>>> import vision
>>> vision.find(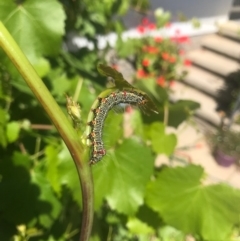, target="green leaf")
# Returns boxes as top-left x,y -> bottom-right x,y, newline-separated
12,151 -> 32,169
97,63 -> 133,89
33,57 -> 50,78
103,110 -> 123,147
45,145 -> 61,195
49,68 -> 75,97
92,138 -> 155,214
127,217 -> 154,235
57,143 -> 82,206
0,154 -> 35,224
97,64 -> 159,114
158,226 -> 185,241
149,122 -> 177,155
146,165 -> 240,241
166,100 -> 200,127
6,121 -> 21,143
135,79 -> 168,105
131,110 -> 145,139
31,170 -> 62,228
0,108 -> 7,147
0,153 -> 61,228
0,0 -> 66,60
